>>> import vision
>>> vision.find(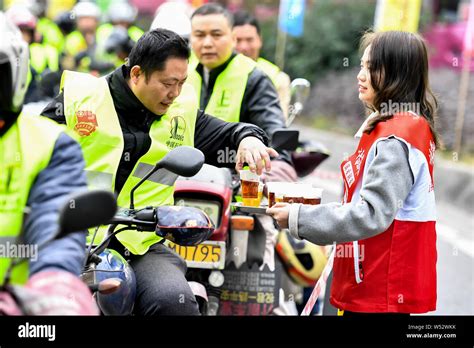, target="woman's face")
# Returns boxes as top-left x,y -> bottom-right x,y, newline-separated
357,45 -> 376,108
